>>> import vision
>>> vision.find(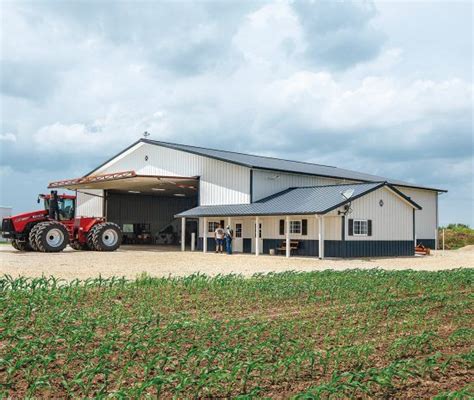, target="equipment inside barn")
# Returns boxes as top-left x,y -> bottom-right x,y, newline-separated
1,191 -> 122,252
